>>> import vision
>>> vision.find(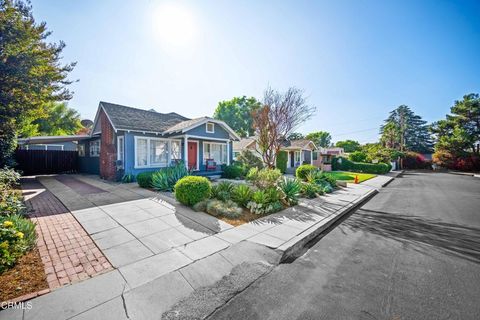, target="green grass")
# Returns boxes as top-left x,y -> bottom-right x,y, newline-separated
324,171 -> 376,183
